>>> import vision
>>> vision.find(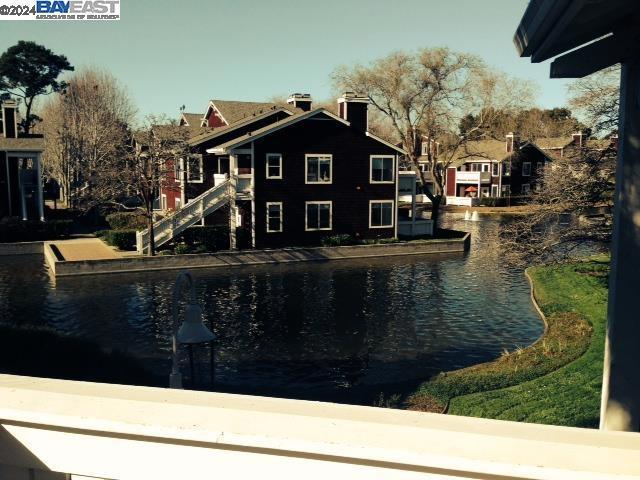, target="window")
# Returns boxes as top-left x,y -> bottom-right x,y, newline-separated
266,202 -> 283,232
421,142 -> 429,155
369,200 -> 394,228
482,164 -> 490,172
370,155 -> 395,183
175,198 -> 182,210
522,184 -> 531,195
502,161 -> 511,176
266,154 -> 282,179
501,185 -> 511,196
305,154 -> 332,183
536,162 -> 544,174
174,158 -> 183,182
491,185 -> 499,197
161,194 -> 167,211
522,162 -> 531,177
481,187 -> 490,197
305,201 -> 332,230
187,155 -> 203,183
492,163 -> 499,176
